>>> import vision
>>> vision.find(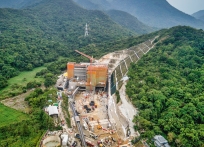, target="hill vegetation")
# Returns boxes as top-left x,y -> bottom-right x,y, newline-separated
126,26 -> 204,147
0,0 -> 134,92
